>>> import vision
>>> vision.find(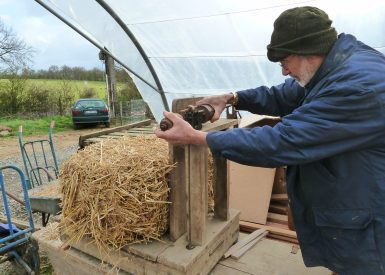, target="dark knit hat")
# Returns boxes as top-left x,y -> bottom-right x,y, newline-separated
267,6 -> 337,62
